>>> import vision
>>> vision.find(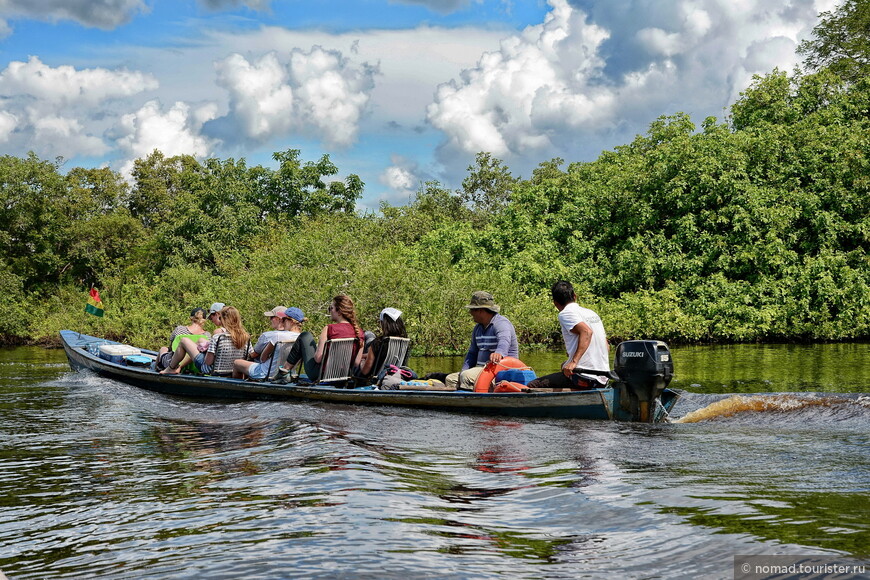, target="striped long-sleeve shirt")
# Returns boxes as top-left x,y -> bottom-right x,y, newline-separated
462,313 -> 519,370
